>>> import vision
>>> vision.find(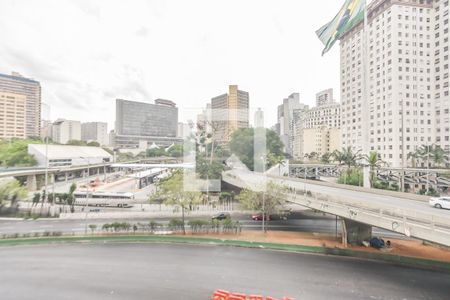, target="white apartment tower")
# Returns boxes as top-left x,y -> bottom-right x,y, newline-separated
292,89 -> 341,160
52,119 -> 81,144
435,0 -> 450,152
340,0 -> 449,168
81,122 -> 108,146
